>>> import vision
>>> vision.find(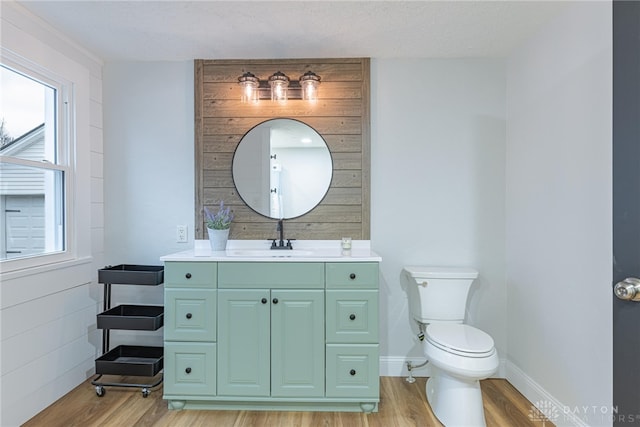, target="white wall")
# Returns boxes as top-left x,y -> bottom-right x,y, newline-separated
103,61 -> 194,267
0,2 -> 104,425
370,59 -> 507,375
505,2 -> 612,425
